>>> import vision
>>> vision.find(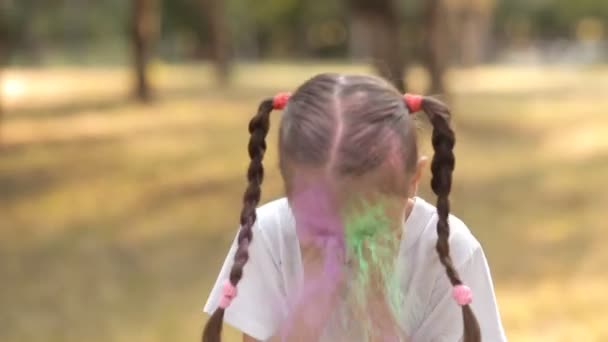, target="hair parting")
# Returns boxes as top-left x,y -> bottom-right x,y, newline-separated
202,98 -> 275,342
